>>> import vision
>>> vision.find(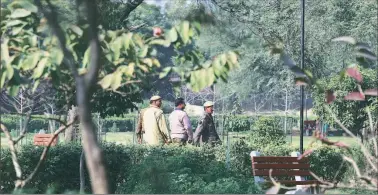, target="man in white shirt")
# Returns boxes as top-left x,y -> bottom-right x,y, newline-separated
169,98 -> 193,146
